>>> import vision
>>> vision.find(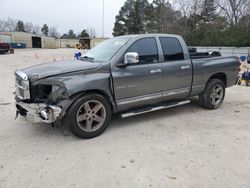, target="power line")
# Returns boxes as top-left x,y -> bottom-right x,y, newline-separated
102,0 -> 105,37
